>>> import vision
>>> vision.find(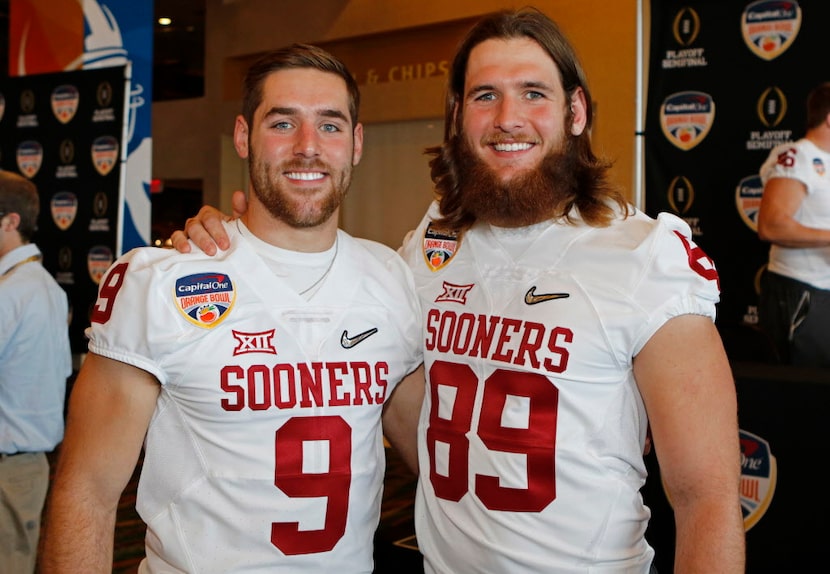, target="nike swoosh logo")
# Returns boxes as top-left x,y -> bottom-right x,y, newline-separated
341,328 -> 379,349
524,286 -> 570,305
